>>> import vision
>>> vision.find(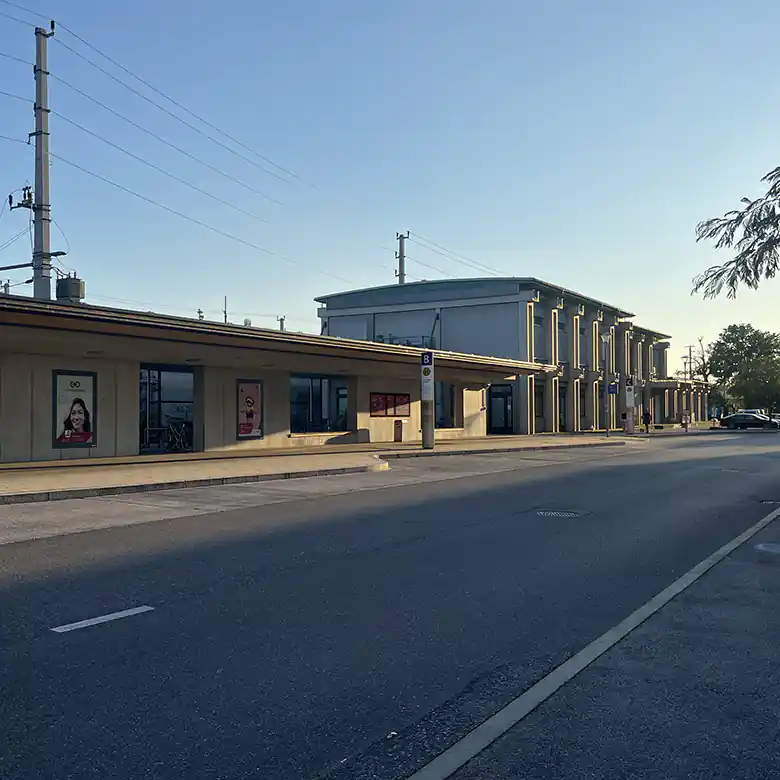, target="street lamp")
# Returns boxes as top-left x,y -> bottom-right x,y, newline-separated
601,332 -> 612,437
